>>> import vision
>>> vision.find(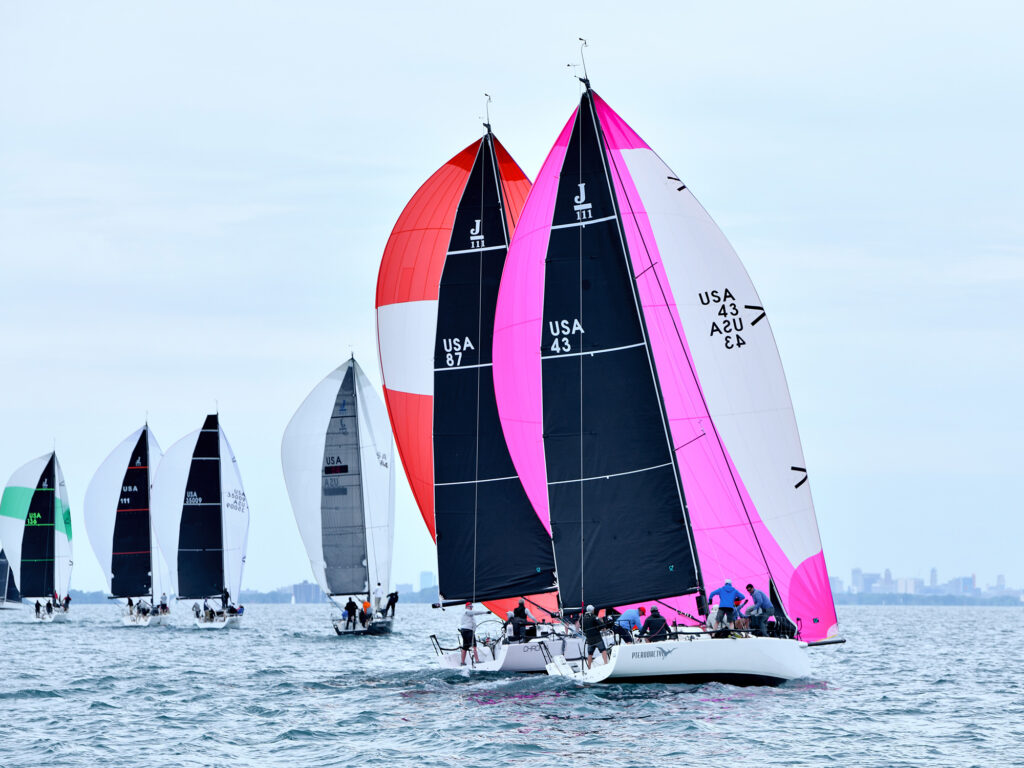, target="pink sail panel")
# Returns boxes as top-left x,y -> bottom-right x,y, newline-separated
491,108 -> 578,534
593,94 -> 836,638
